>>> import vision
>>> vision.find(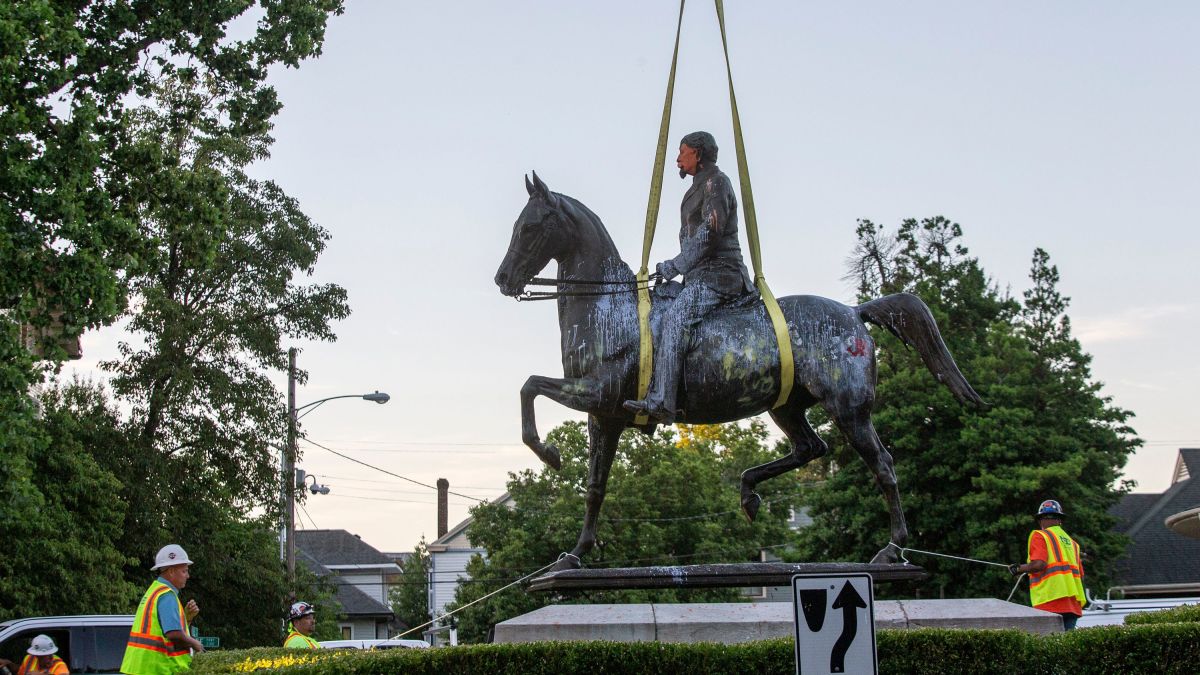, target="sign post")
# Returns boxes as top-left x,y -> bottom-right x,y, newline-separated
198,636 -> 220,649
792,572 -> 877,674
